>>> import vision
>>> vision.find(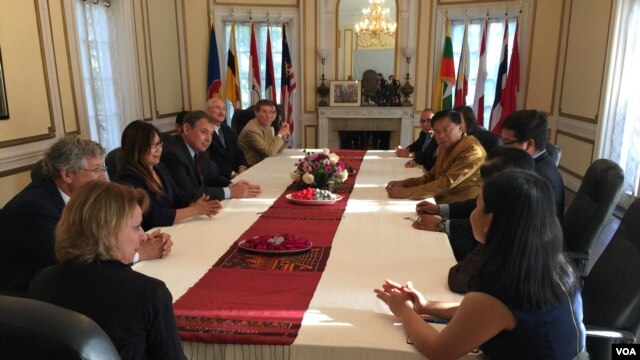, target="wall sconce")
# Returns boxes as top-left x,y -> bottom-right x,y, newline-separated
317,49 -> 329,107
401,47 -> 415,106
